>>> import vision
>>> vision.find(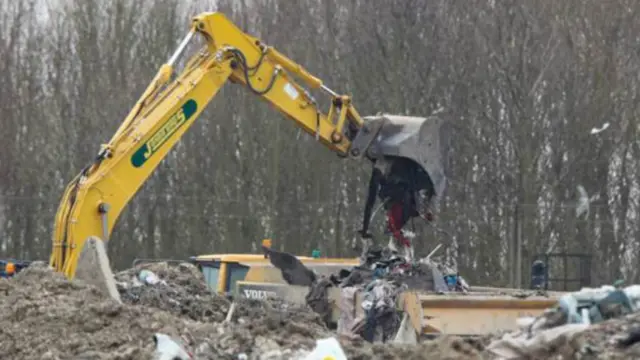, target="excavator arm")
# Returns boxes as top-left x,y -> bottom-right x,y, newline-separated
50,12 -> 447,279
